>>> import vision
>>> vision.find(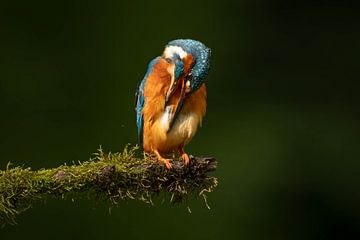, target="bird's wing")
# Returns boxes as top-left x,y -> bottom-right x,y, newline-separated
135,57 -> 161,145
135,78 -> 146,144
